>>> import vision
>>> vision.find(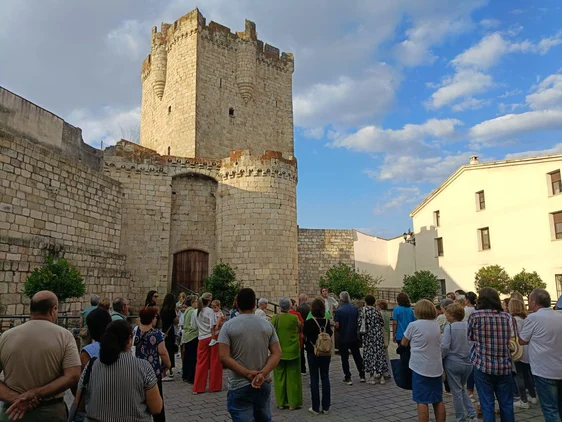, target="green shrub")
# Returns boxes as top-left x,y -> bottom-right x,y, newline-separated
402,270 -> 440,303
474,265 -> 511,294
318,262 -> 381,300
203,261 -> 241,308
24,256 -> 86,302
510,269 -> 546,298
